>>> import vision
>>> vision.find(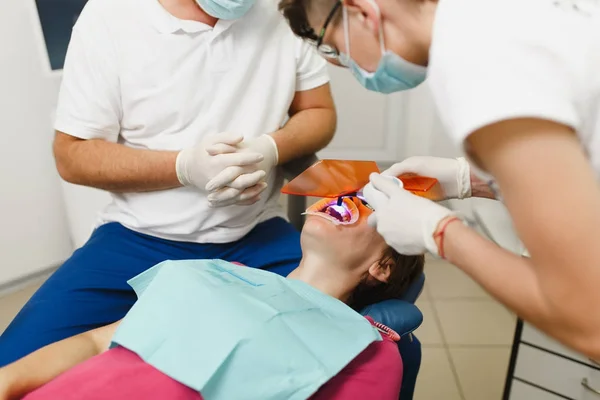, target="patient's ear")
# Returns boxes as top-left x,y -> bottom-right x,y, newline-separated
368,261 -> 392,284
